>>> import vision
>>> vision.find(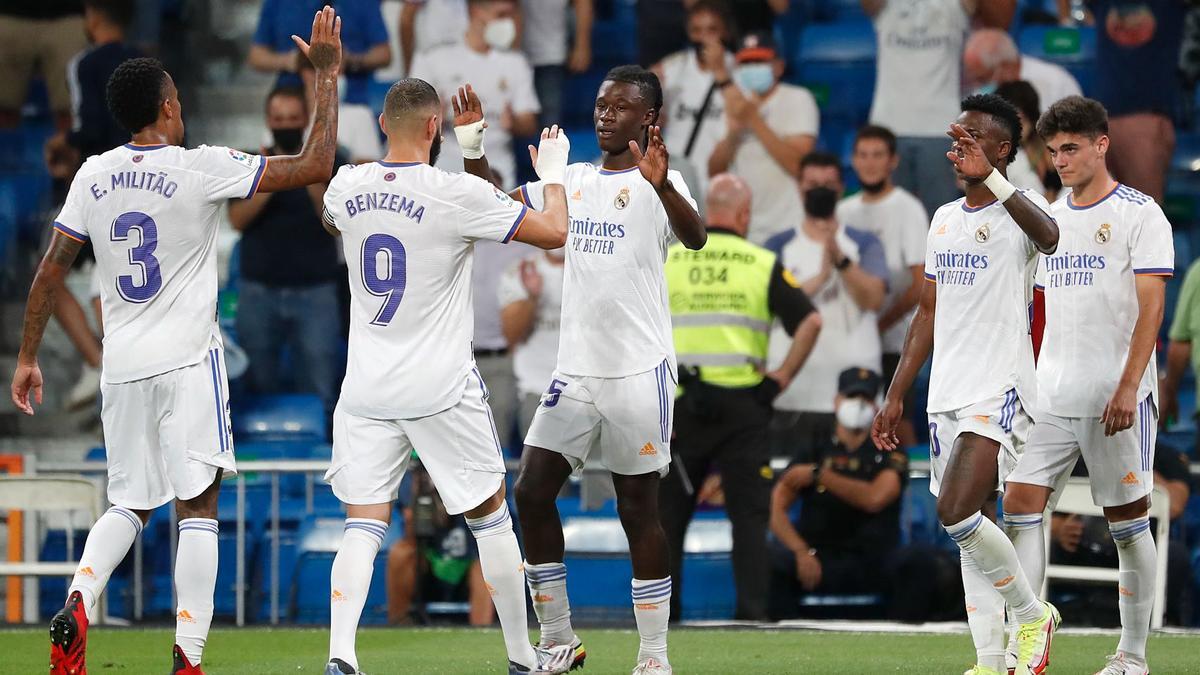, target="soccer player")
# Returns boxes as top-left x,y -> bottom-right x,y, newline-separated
456,66 -> 707,674
1004,96 -> 1173,675
9,8 -> 345,674
317,78 -> 575,675
871,94 -> 1061,675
